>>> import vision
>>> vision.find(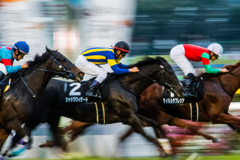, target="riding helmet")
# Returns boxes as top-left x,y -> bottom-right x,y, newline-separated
14,41 -> 30,55
207,43 -> 223,57
113,41 -> 129,53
